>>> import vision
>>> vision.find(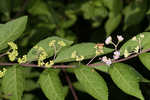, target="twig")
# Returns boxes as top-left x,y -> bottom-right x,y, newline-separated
0,62 -> 75,68
0,53 -> 7,58
86,55 -> 97,65
89,48 -> 150,67
62,69 -> 78,100
0,48 -> 150,69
